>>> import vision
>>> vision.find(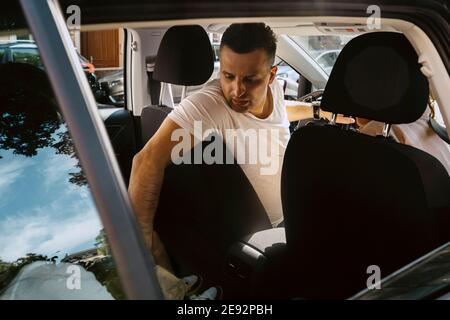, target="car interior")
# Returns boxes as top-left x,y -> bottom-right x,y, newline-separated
3,7 -> 449,299
88,17 -> 450,299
